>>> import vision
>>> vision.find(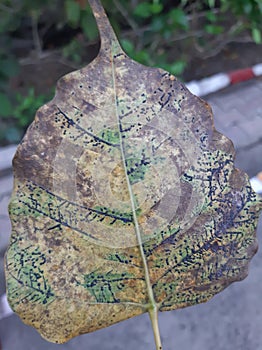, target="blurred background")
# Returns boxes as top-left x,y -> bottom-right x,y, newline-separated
0,0 -> 262,145
0,0 -> 262,350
